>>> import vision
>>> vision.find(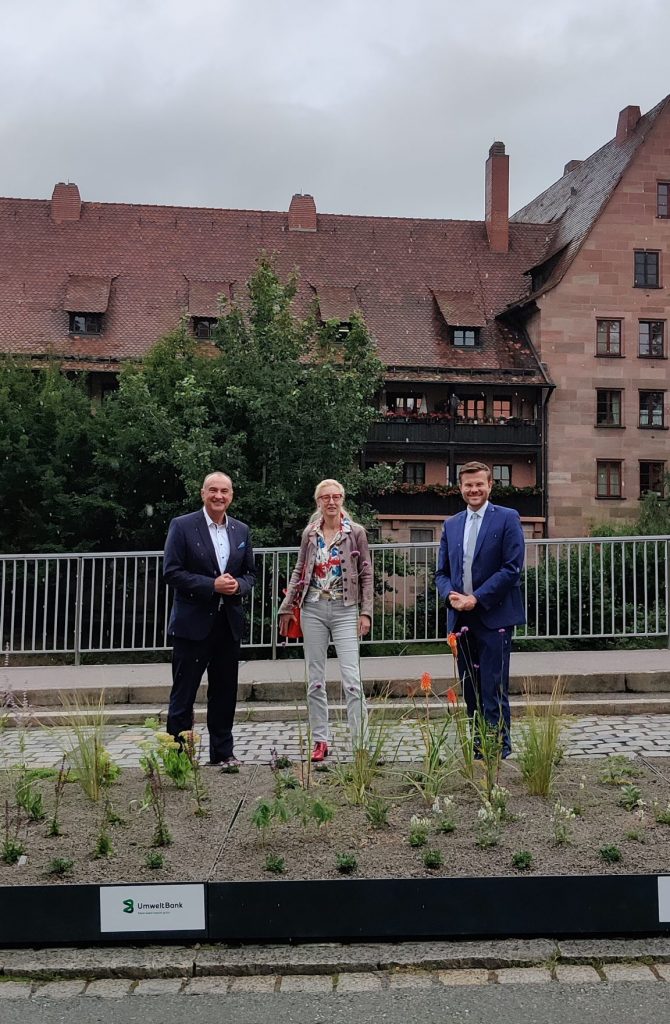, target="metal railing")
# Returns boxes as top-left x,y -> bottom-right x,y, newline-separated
1,536 -> 668,662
